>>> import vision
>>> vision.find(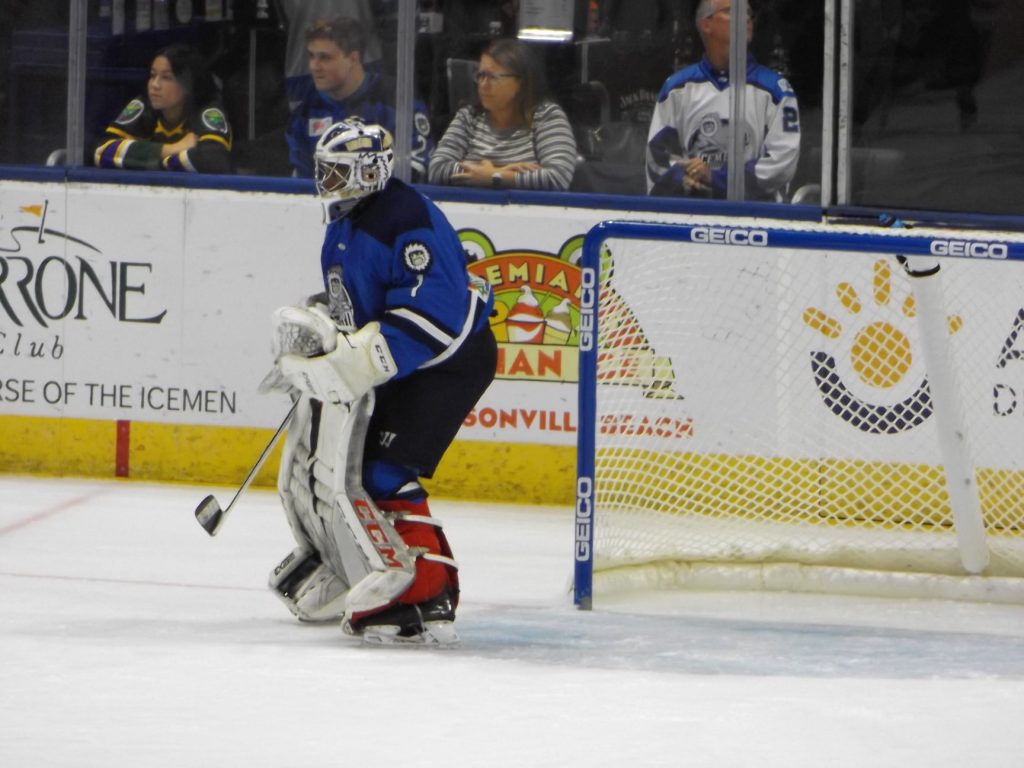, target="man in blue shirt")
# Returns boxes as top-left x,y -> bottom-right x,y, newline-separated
285,16 -> 433,180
